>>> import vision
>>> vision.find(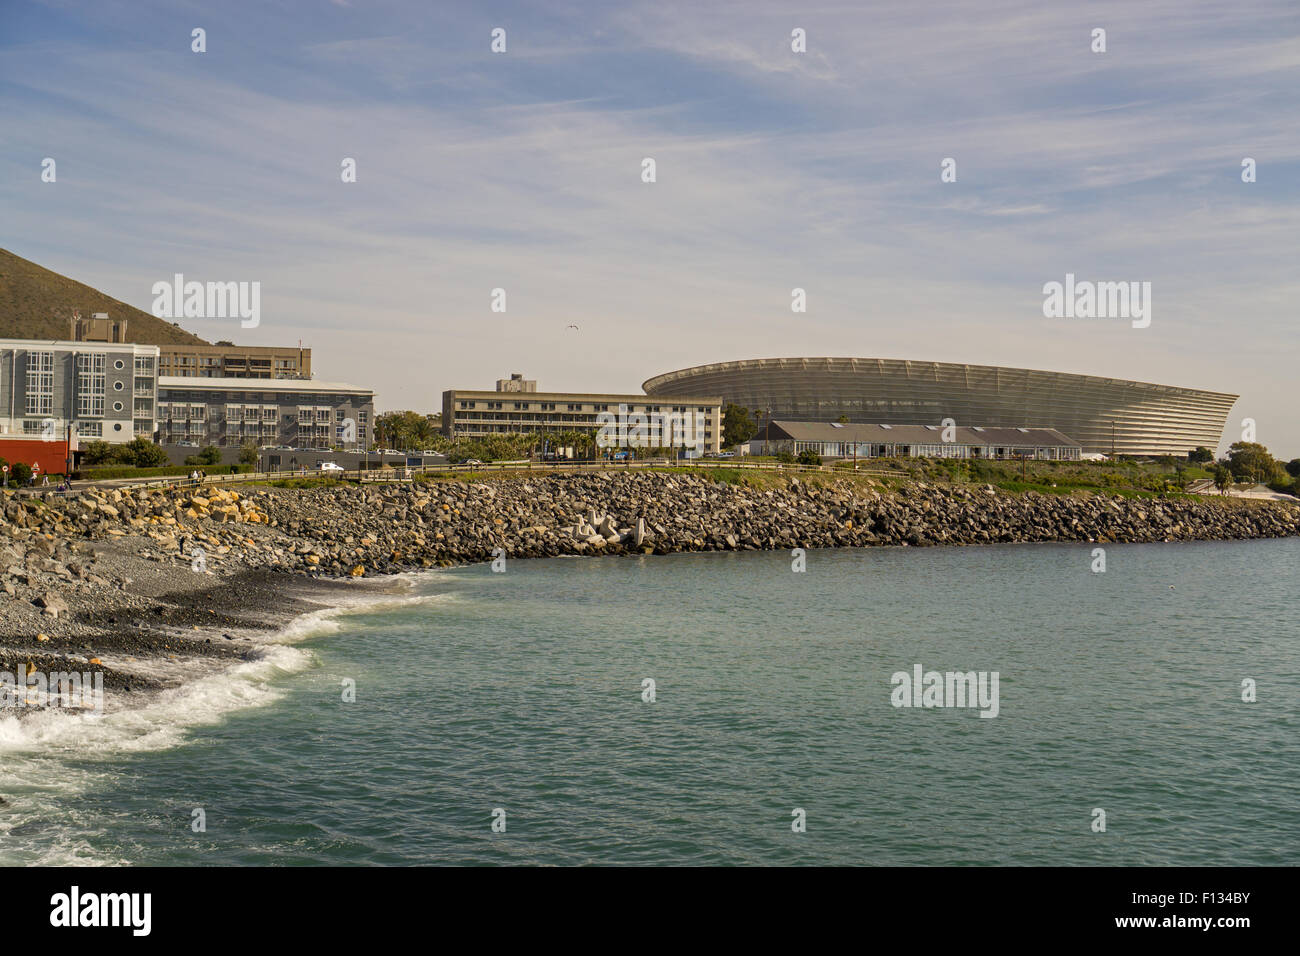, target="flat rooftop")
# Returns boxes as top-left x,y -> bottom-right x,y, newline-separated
159,376 -> 370,394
